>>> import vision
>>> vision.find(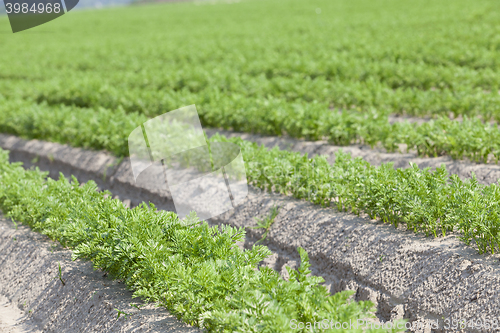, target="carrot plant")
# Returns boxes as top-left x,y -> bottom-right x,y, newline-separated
210,134 -> 500,254
251,205 -> 280,245
2,0 -> 500,163
1,108 -> 499,254
0,149 -> 396,333
2,99 -> 500,164
3,0 -> 500,122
